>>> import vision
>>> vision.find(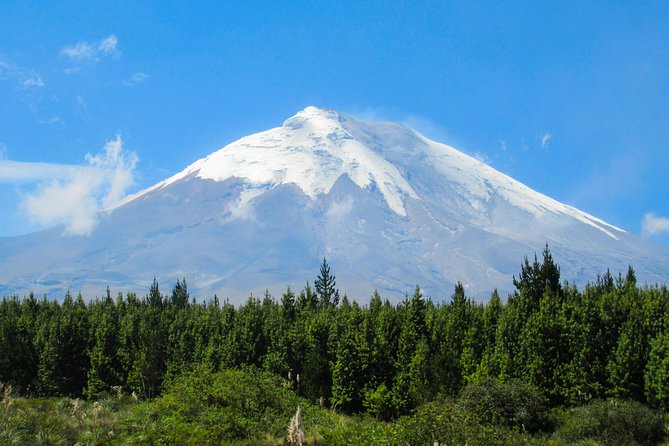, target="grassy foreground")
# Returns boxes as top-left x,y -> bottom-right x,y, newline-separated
1,367 -> 667,445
